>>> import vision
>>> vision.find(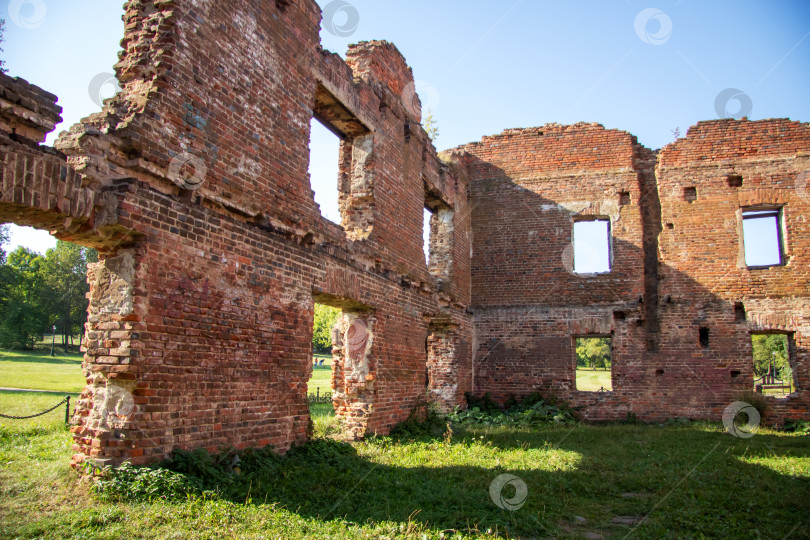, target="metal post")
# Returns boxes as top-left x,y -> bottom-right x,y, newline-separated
50,325 -> 56,357
65,395 -> 70,425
